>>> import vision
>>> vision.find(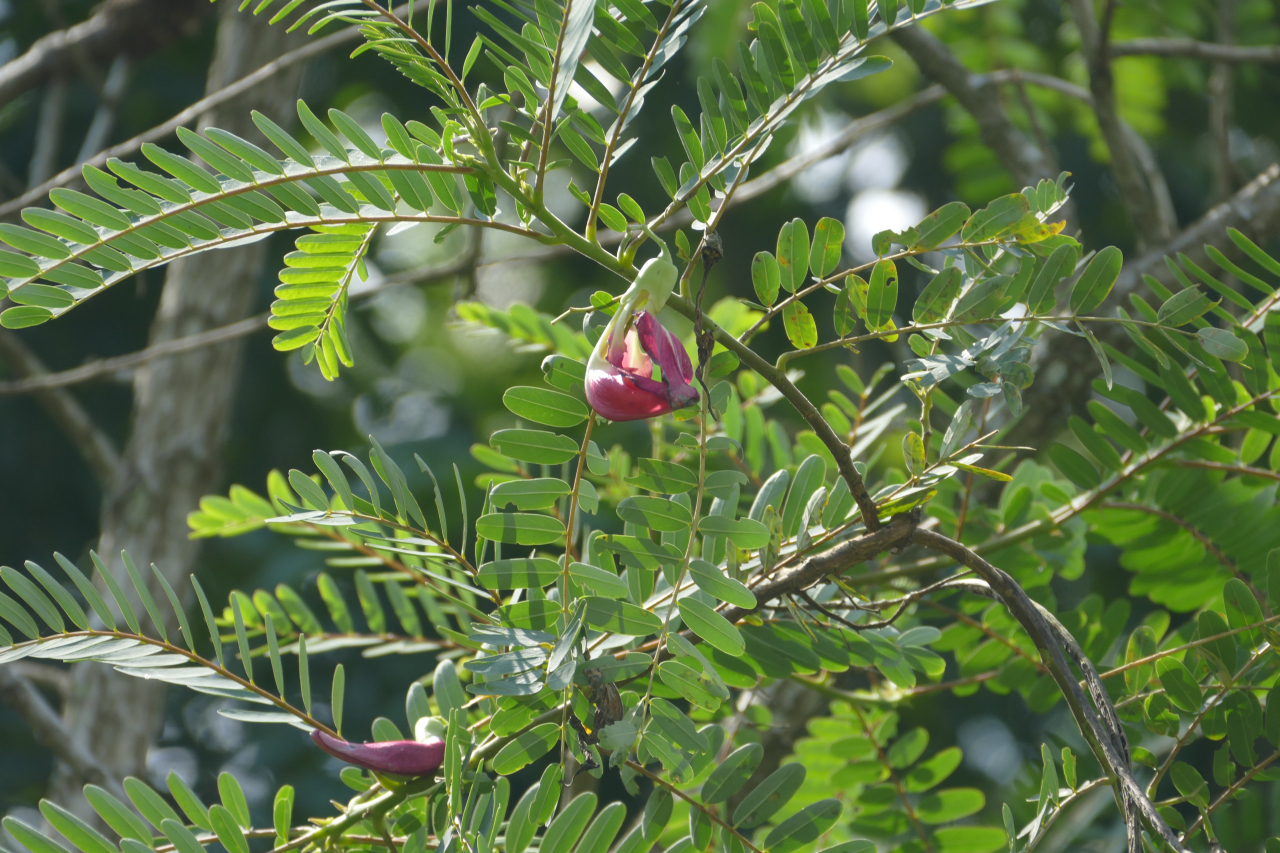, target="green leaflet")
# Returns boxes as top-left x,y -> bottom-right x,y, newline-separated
777,218 -> 809,293
503,386 -> 589,427
1070,246 -> 1123,314
733,763 -> 806,827
913,267 -> 962,324
764,800 -> 843,852
627,458 -> 698,493
492,723 -> 560,775
753,251 -> 781,307
678,599 -> 744,654
865,260 -> 898,329
783,301 -> 818,349
809,217 -> 844,278
476,512 -> 565,545
488,473 -> 570,507
618,496 -> 693,531
583,597 -> 662,636
477,557 -> 562,589
703,743 -> 764,803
